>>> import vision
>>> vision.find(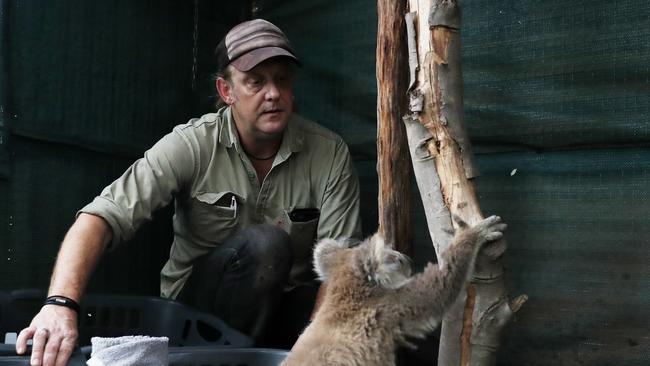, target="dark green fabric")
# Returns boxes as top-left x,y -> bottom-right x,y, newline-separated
0,135 -> 173,294
0,113 -> 7,179
1,0 -> 650,364
463,0 -> 650,151
0,125 -> 7,178
0,0 -> 8,178
475,148 -> 650,366
8,0 -> 196,155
